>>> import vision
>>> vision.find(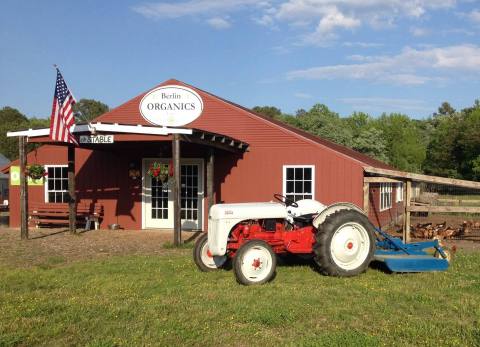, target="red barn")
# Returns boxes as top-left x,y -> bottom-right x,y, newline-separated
3,79 -> 404,230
